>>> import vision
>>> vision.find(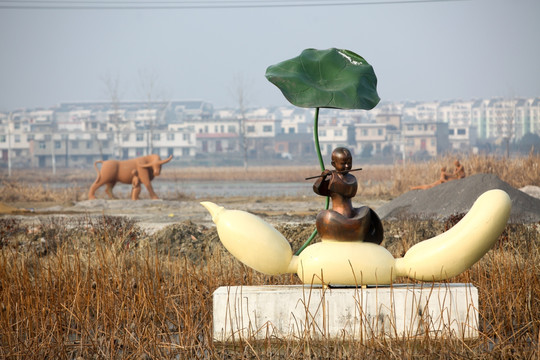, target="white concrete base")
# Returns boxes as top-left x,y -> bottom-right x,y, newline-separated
213,284 -> 479,341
